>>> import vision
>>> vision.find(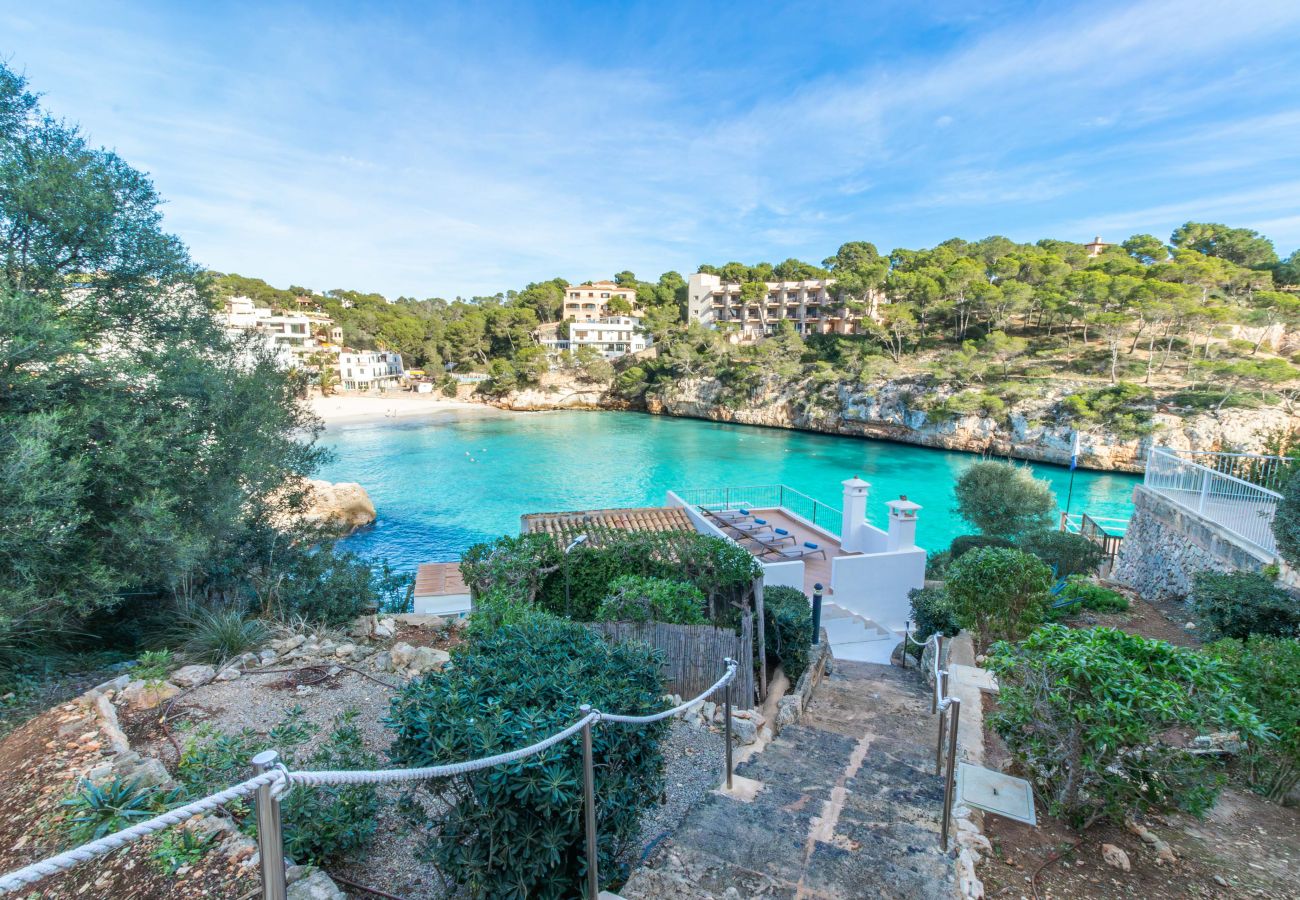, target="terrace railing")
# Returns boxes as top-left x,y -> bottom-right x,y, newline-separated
1144,446 -> 1282,556
672,484 -> 841,532
1163,448 -> 1293,493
